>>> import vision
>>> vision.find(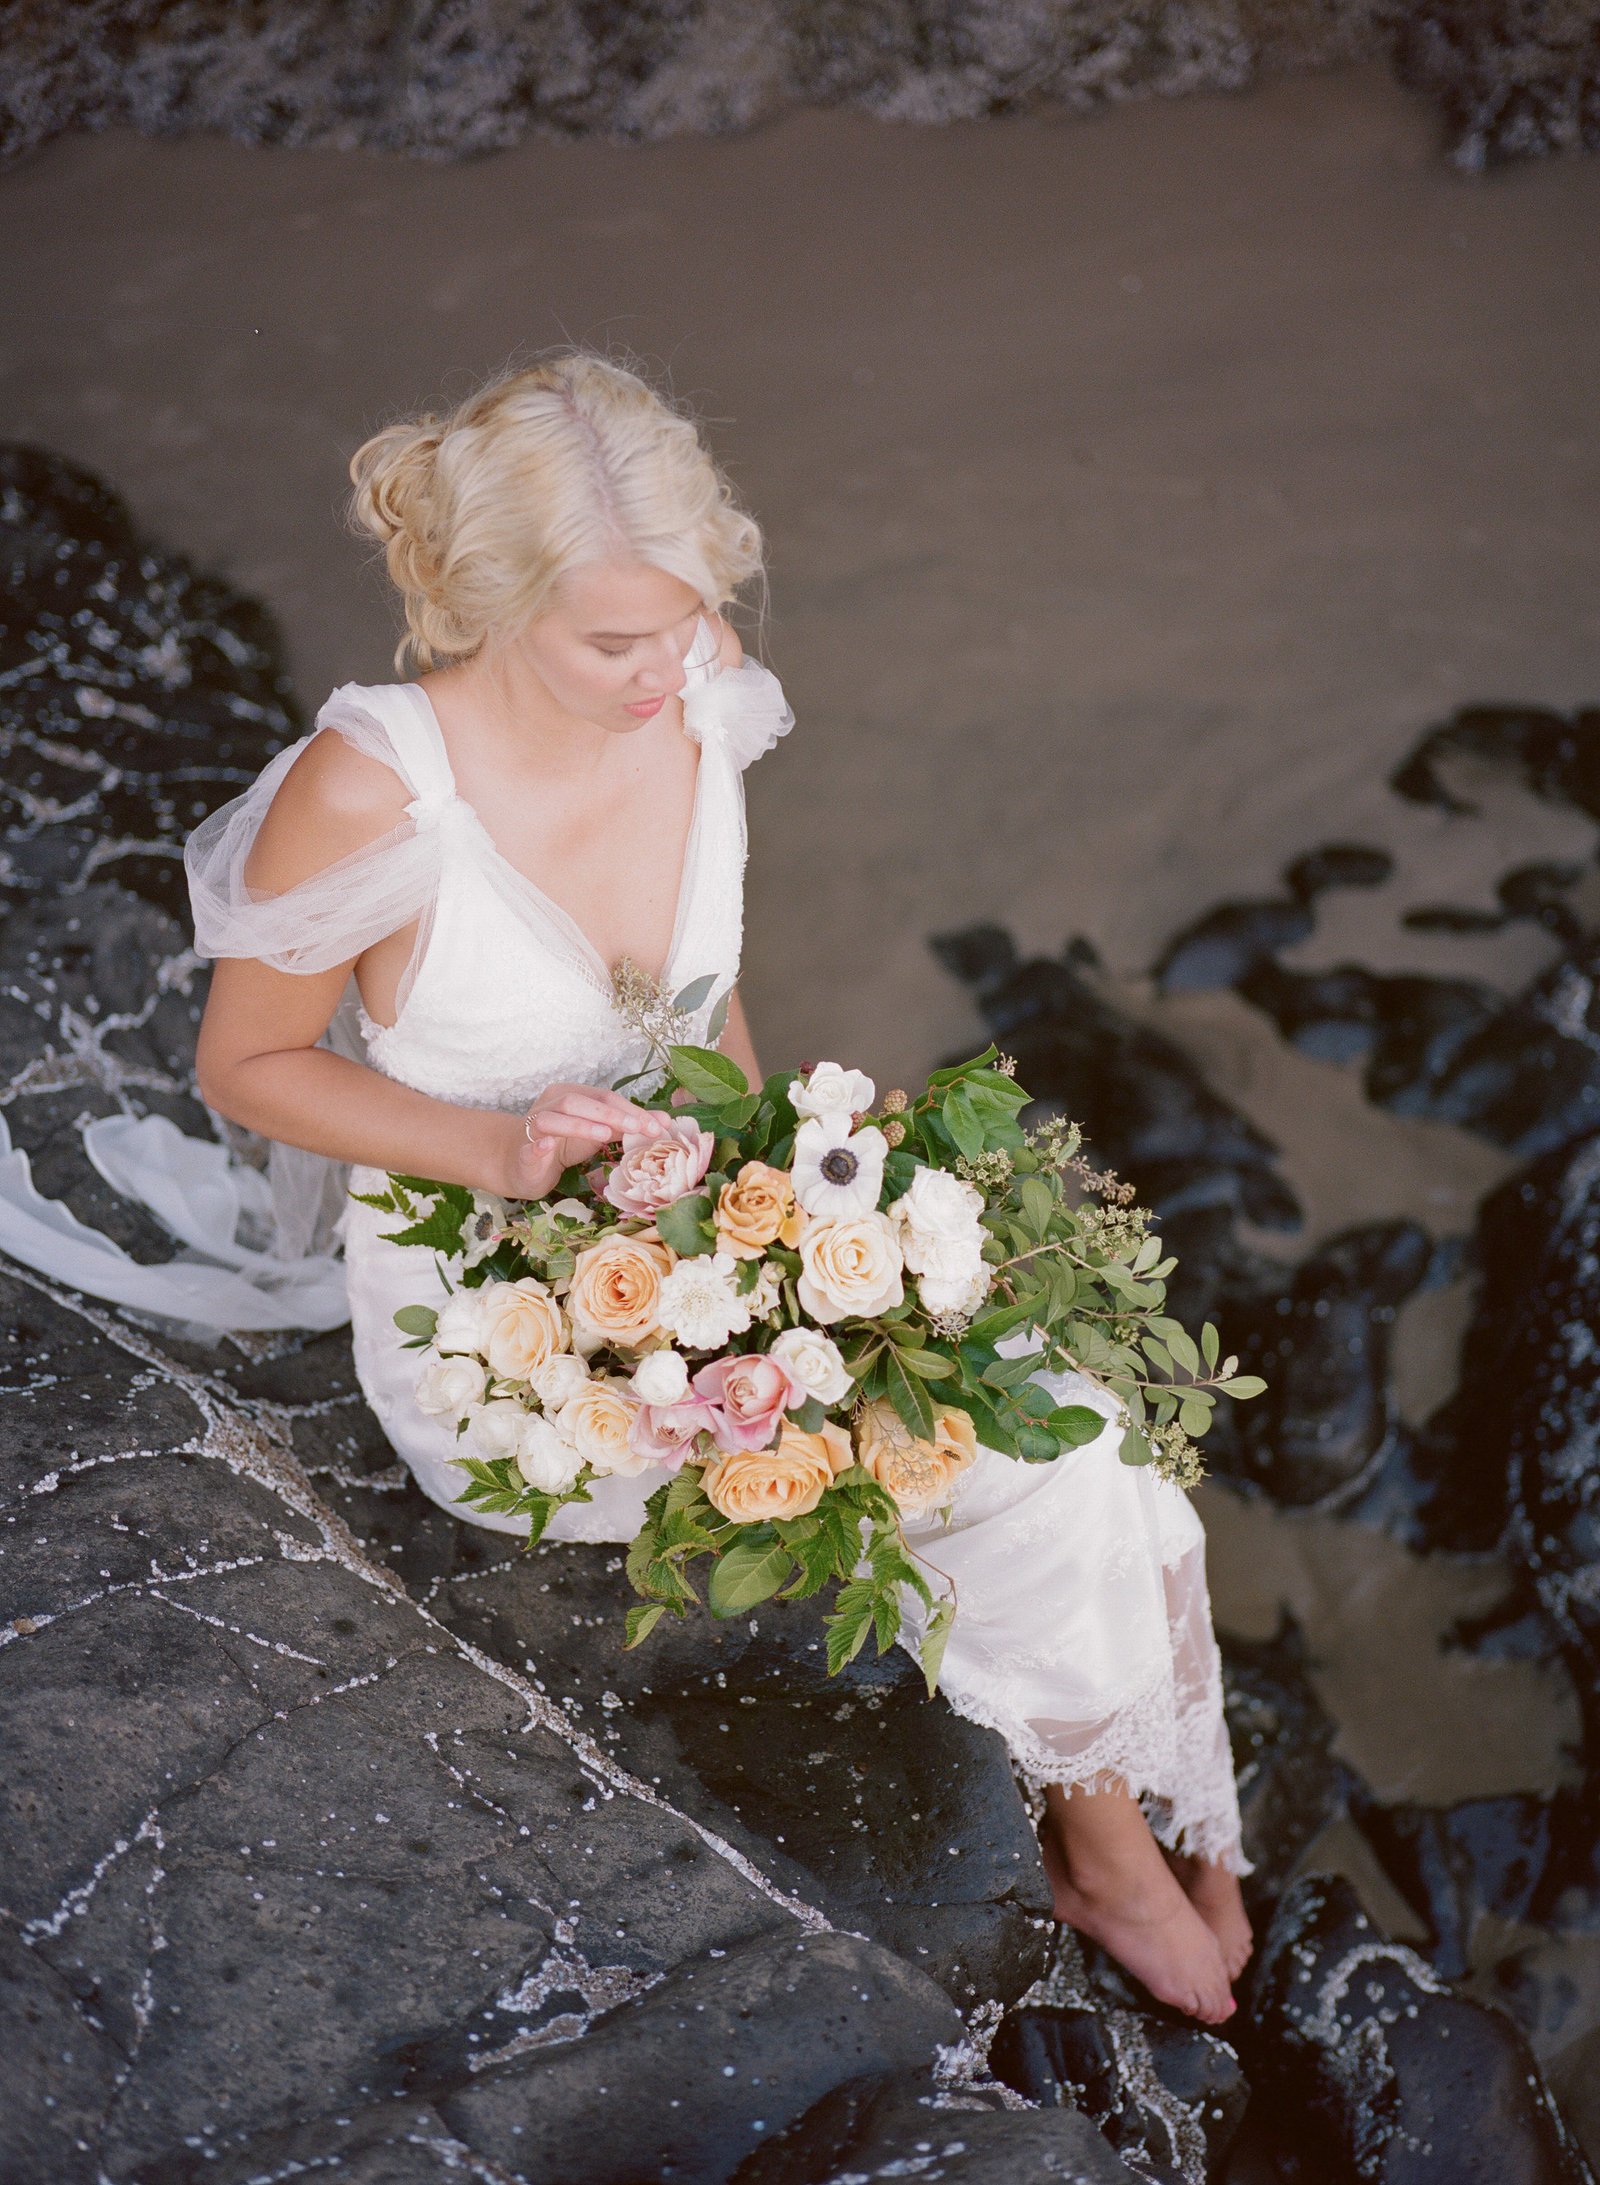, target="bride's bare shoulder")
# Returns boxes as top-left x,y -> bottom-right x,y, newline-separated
246,724 -> 410,891
707,612 -> 743,672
